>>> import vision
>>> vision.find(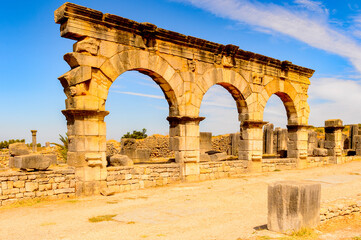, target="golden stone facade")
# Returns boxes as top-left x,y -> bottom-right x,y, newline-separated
55,3 -> 314,195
